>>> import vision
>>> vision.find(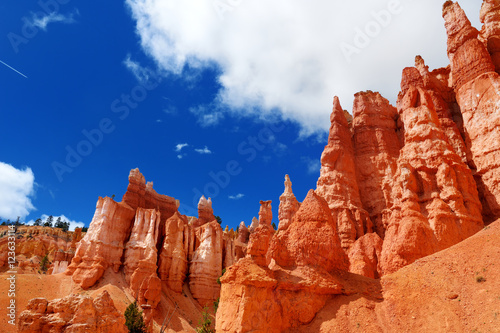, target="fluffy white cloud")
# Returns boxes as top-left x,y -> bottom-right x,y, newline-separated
126,0 -> 482,135
195,146 -> 212,154
29,10 -> 78,31
229,193 -> 245,200
0,162 -> 36,220
26,214 -> 84,232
